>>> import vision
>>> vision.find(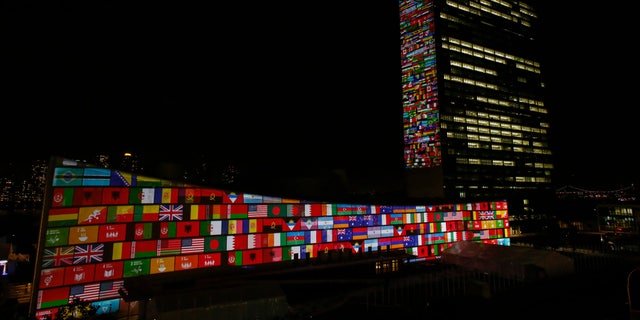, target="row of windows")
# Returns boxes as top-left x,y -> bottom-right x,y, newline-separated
441,36 -> 540,71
